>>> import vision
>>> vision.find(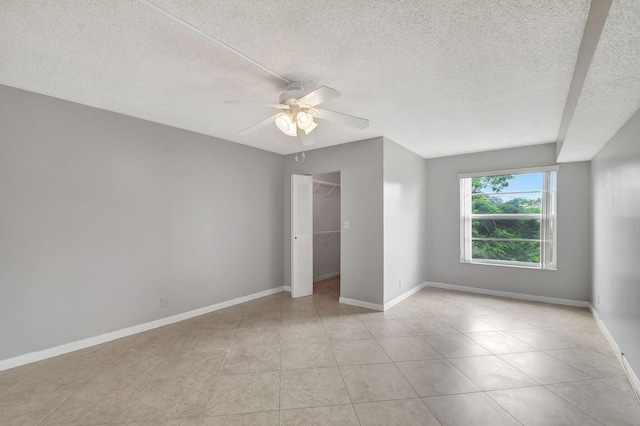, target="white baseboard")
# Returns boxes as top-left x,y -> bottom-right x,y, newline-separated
384,283 -> 427,311
622,356 -> 640,402
0,286 -> 285,372
284,285 -> 291,292
424,281 -> 590,307
313,272 -> 340,282
339,297 -> 384,312
590,305 -> 640,402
